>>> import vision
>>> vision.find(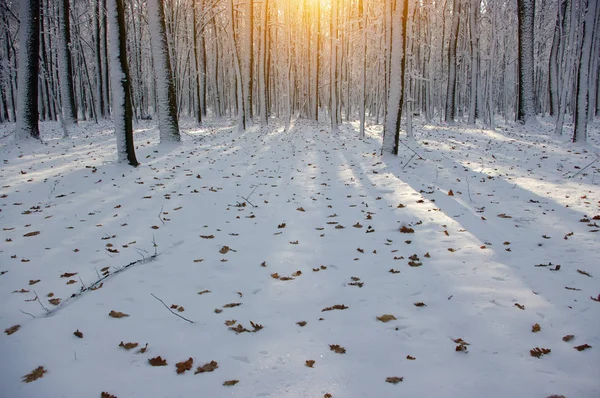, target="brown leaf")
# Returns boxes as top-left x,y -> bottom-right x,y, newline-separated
406,355 -> 416,360
532,323 -> 541,333
376,314 -> 397,323
562,334 -> 574,342
305,360 -> 315,368
297,321 -> 307,327
278,223 -> 286,228
574,344 -> 592,351
137,343 -> 149,354
193,259 -> 204,263
225,320 -> 237,326
214,309 -> 223,314
530,347 -> 551,358
353,222 -> 363,228
119,341 -> 138,350
329,344 -> 346,354
260,261 -> 267,267
497,213 -> 512,219
73,329 -> 83,338
60,272 -> 77,278
22,366 -> 47,383
101,392 -> 117,398
176,357 -> 193,374
195,360 -> 219,374
514,303 -> 525,310
219,246 -> 230,254
23,231 -> 40,237
447,189 -> 454,196
292,270 -> 302,277
197,290 -> 211,295
200,235 -> 215,239
109,310 -> 129,318
5,325 -> 20,335
223,380 -> 239,386
148,356 -> 168,366
223,303 -> 242,308
389,269 -> 401,274
413,302 -> 426,307
48,298 -> 61,306
322,304 -> 349,312
577,269 -> 592,277
29,279 -> 40,285
400,226 -> 414,233
297,207 -> 305,212
386,377 -> 404,384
